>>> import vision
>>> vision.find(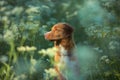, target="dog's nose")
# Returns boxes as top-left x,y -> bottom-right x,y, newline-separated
44,32 -> 50,40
